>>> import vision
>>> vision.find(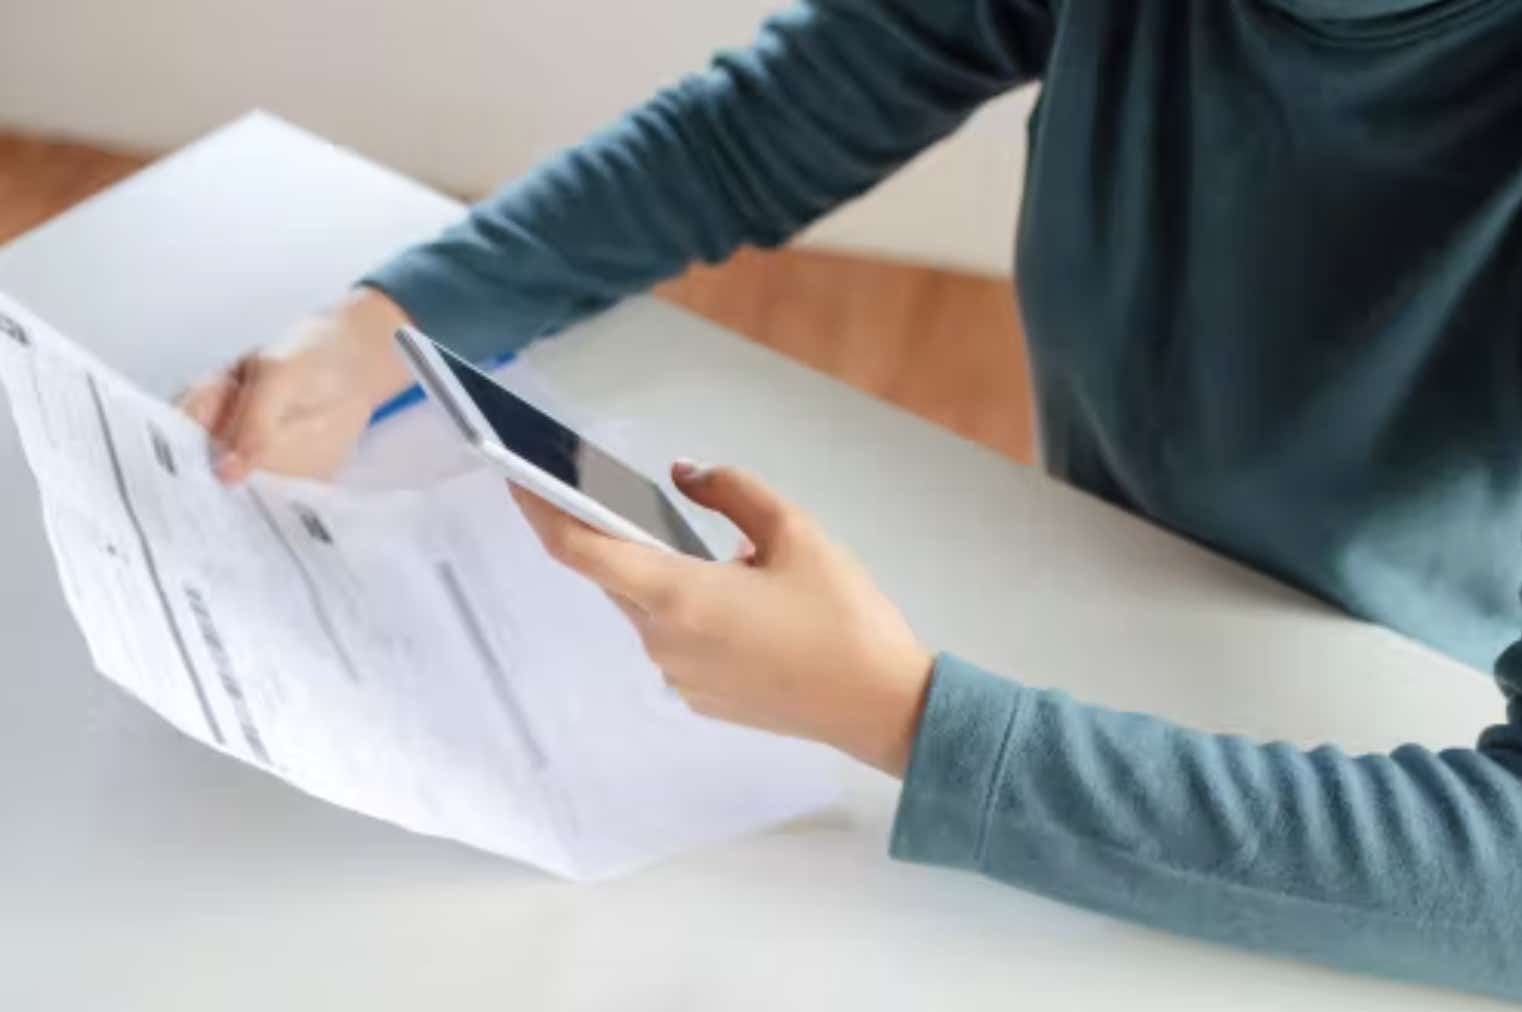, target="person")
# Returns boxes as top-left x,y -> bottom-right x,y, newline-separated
180,0 -> 1522,1000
